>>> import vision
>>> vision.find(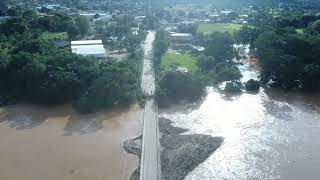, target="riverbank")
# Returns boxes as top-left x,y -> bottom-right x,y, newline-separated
159,55 -> 320,179
124,118 -> 223,180
0,104 -> 142,180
